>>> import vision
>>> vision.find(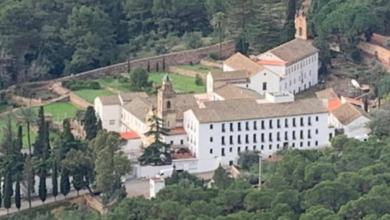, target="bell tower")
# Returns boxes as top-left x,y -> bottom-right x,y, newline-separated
157,74 -> 176,129
294,8 -> 308,40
